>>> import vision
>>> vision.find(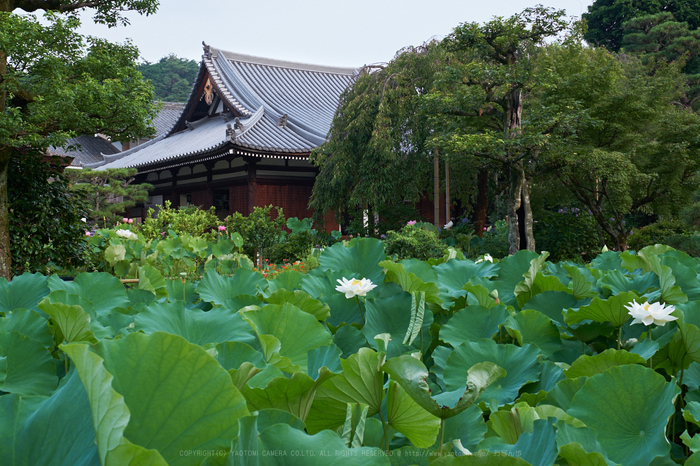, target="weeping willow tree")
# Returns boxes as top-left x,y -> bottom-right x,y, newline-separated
309,41 -> 448,234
